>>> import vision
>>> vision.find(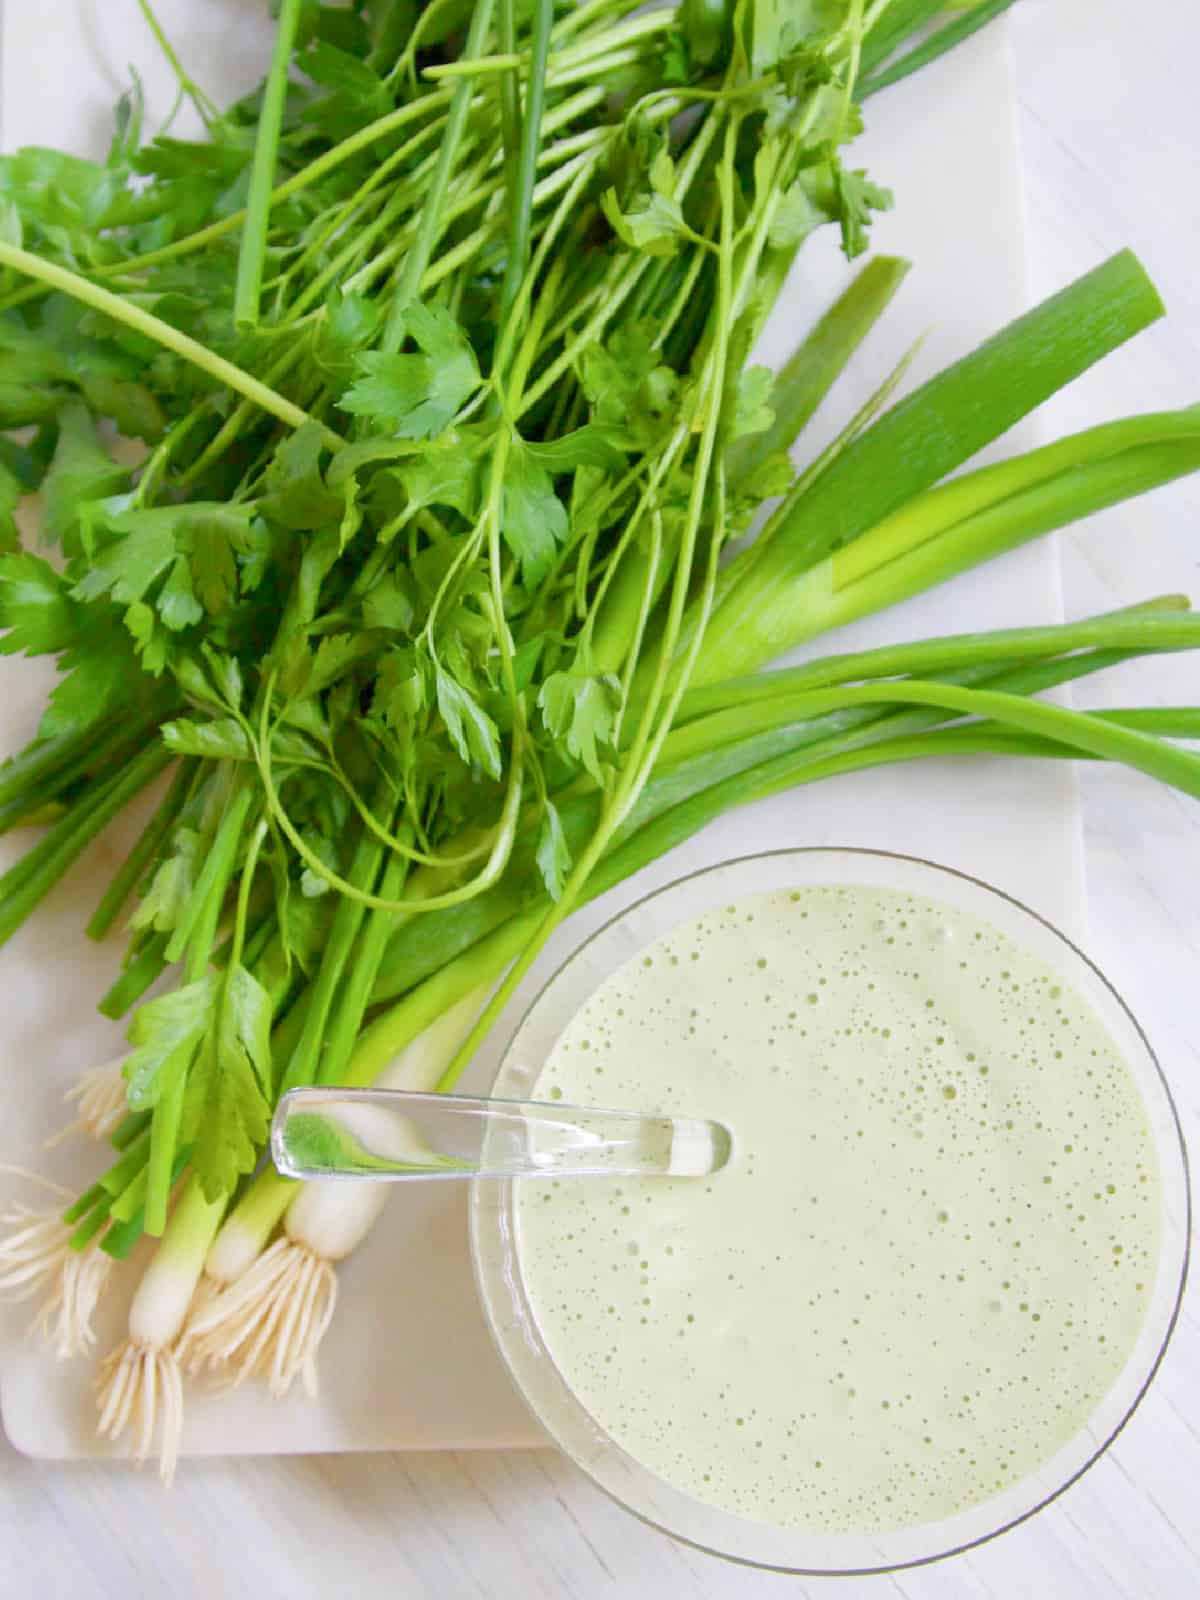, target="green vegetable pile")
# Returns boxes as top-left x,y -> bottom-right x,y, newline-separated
1,0 -> 1198,1478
